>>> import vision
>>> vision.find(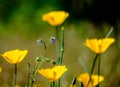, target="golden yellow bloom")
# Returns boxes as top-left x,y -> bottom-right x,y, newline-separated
77,73 -> 104,87
84,38 -> 115,53
42,11 -> 69,26
39,65 -> 67,81
1,49 -> 28,64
